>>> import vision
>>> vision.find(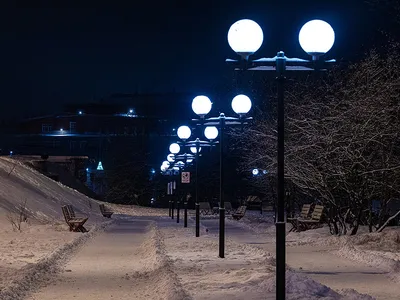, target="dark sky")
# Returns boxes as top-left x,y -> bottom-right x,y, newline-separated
0,0 -> 392,120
